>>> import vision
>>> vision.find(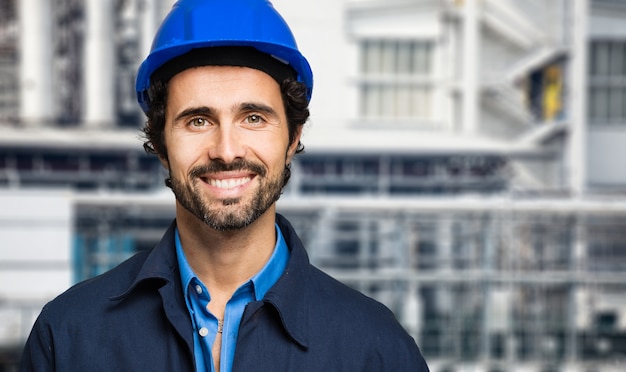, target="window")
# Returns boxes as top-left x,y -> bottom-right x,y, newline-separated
588,40 -> 626,125
359,39 -> 433,123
